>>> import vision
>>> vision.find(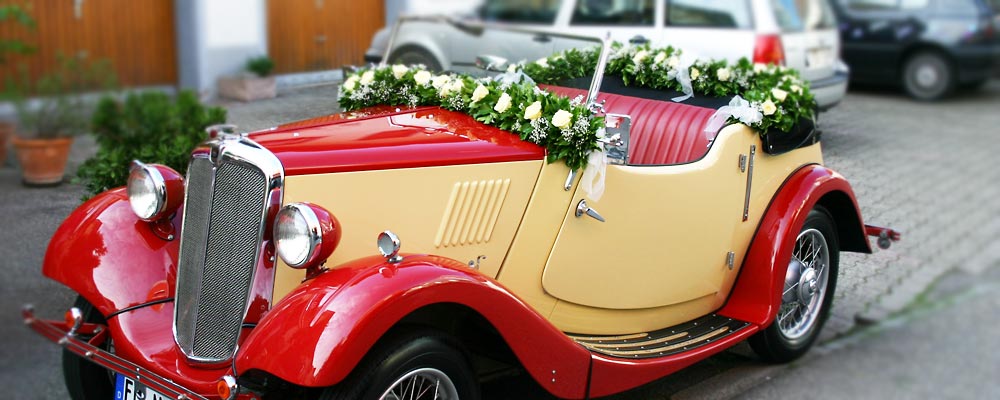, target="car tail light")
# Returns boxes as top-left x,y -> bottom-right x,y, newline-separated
754,34 -> 785,66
